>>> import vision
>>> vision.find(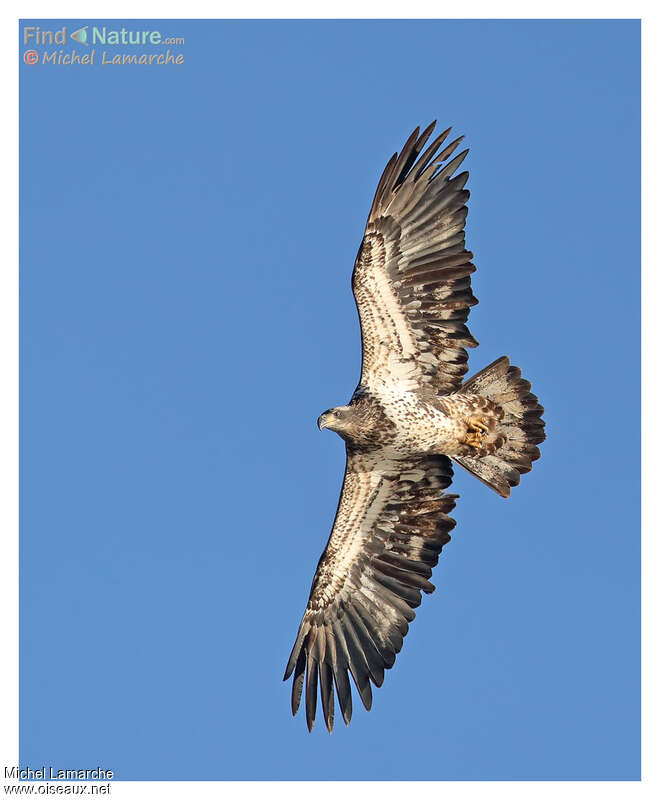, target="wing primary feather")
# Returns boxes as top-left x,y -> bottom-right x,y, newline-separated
329,620 -> 354,724
291,650 -> 306,716
305,655 -> 319,732
334,667 -> 352,725
341,612 -> 374,711
283,619 -> 310,681
388,126 -> 421,193
346,605 -> 385,687
351,592 -> 398,665
392,123 -> 436,191
430,149 -> 470,183
412,127 -> 452,179
316,624 -> 327,665
319,660 -> 335,733
367,152 -> 398,222
412,120 -> 437,162
418,136 -> 465,180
